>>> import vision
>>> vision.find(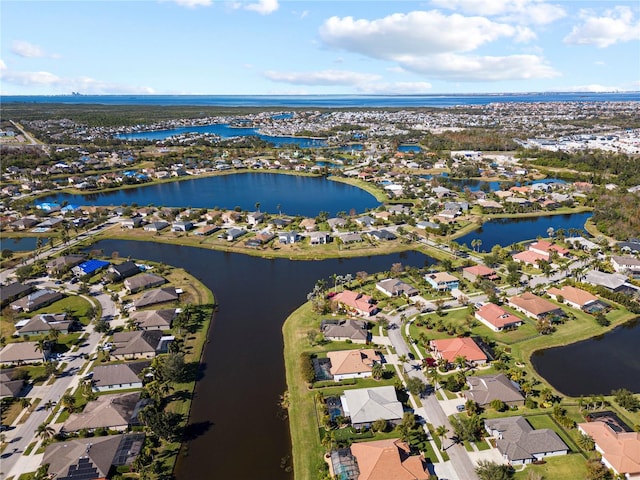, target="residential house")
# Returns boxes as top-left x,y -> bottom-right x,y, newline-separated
475,303 -> 523,332
512,250 -> 549,267
194,225 -> 220,236
0,369 -> 25,399
369,229 -> 397,241
72,259 -> 110,277
10,217 -> 39,231
110,330 -> 173,360
577,421 -> 640,479
337,232 -> 363,244
430,337 -> 487,365
327,349 -> 382,381
508,292 -> 564,320
308,231 -> 330,245
346,439 -> 429,480
355,215 -> 375,228
0,282 -> 34,307
225,227 -> 247,241
584,270 -> 635,293
108,261 -> 141,281
245,231 -> 275,247
485,416 -> 569,465
0,341 -> 46,365
91,361 -> 150,392
129,308 -> 176,330
321,319 -> 369,344
332,290 -> 378,316
611,255 -> 640,275
376,278 -> 419,297
424,272 -> 459,292
143,220 -> 169,232
462,265 -> 499,283
341,386 -> 404,429
16,313 -> 72,336
62,391 -> 150,433
172,221 -> 193,232
246,211 -> 265,226
327,217 -> 347,230
42,433 -> 145,480
464,374 -> 525,407
278,231 -> 300,245
299,218 -> 317,232
11,289 -> 63,312
124,273 -> 166,294
528,240 -> 569,259
133,286 -> 179,309
121,217 -> 143,229
547,285 -> 599,310
46,254 -> 86,276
